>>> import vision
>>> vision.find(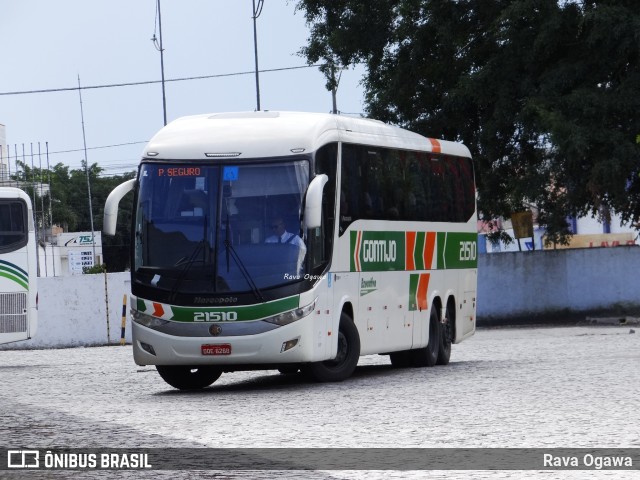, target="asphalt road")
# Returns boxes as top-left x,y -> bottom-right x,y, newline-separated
1,325 -> 638,479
